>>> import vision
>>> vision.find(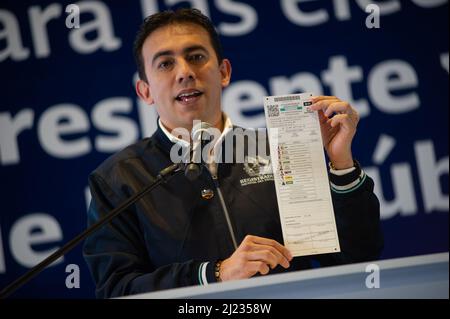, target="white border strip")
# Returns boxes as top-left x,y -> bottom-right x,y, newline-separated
122,253 -> 448,299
